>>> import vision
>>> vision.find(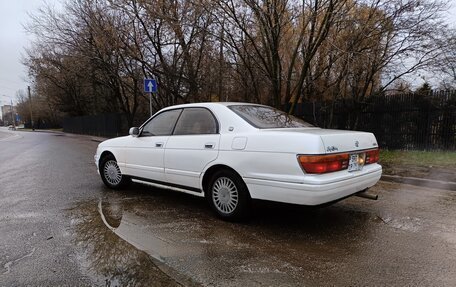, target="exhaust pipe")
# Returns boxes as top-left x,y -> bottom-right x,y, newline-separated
356,189 -> 378,200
